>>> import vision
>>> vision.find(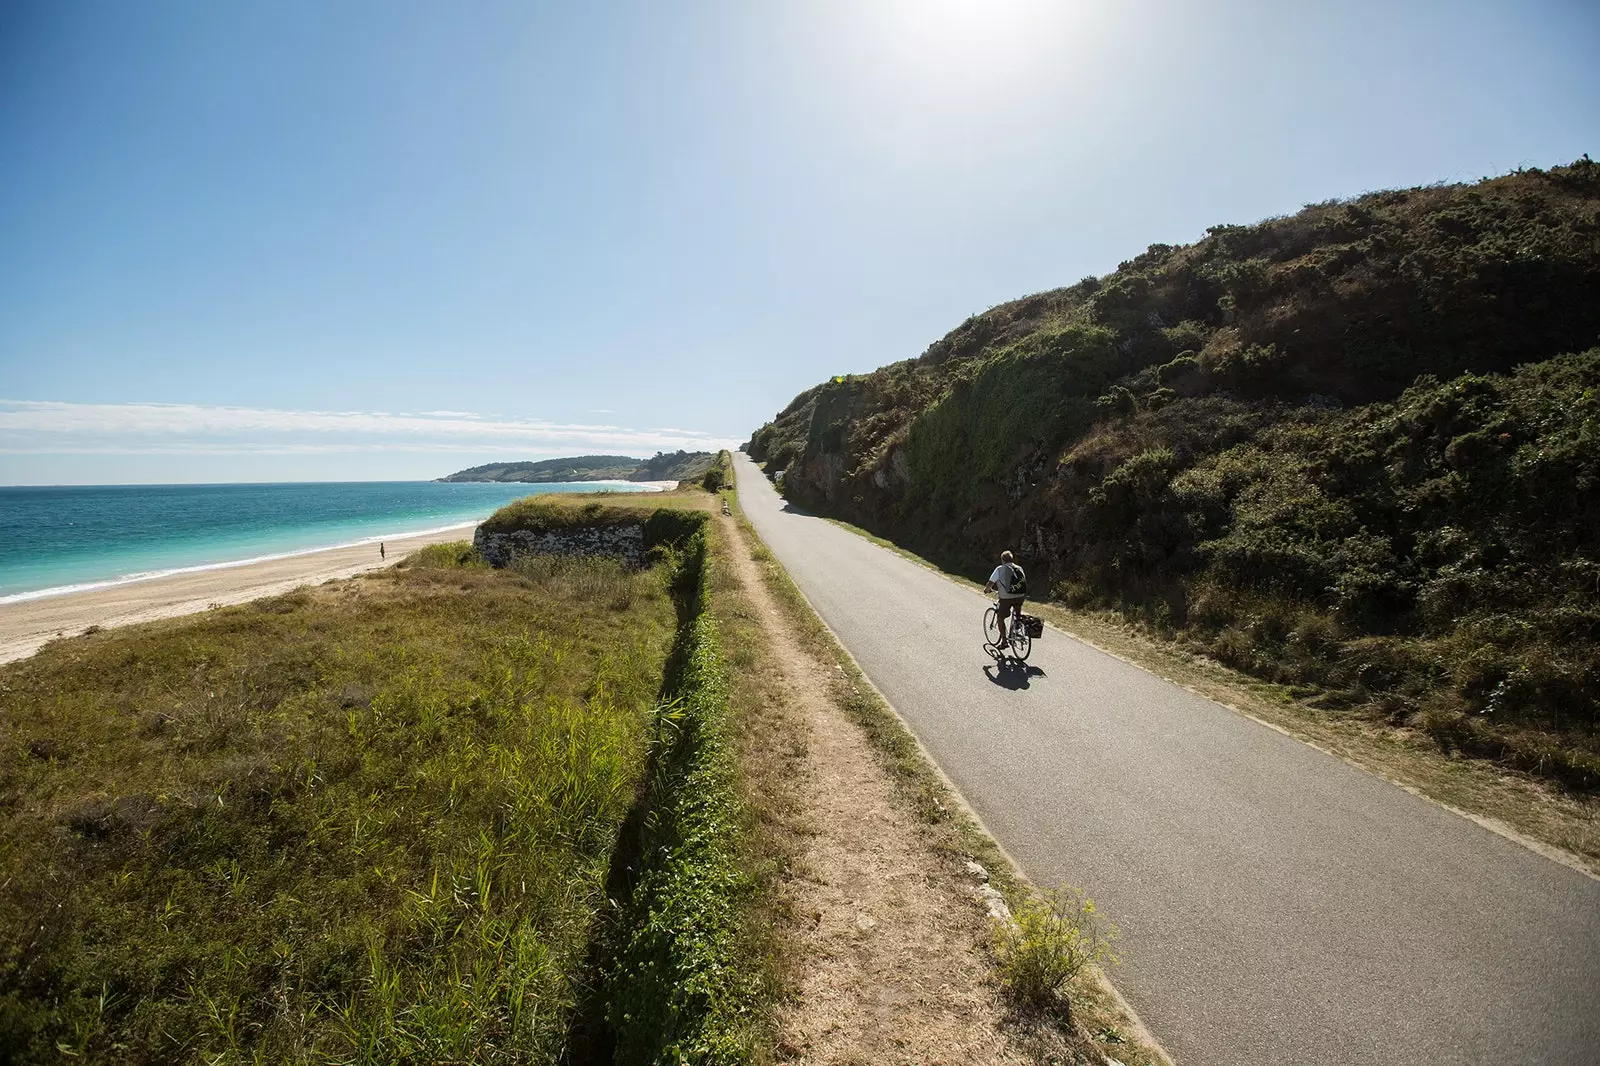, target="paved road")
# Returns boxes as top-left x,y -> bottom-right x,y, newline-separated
735,452 -> 1600,1066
